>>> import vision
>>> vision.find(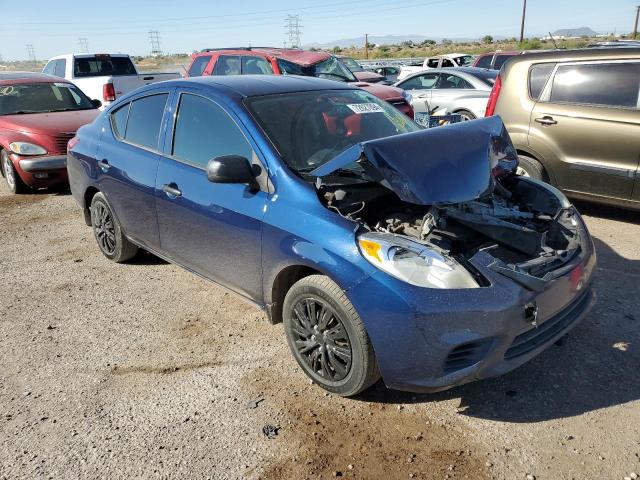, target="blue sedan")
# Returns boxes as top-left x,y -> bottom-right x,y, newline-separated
68,75 -> 595,396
